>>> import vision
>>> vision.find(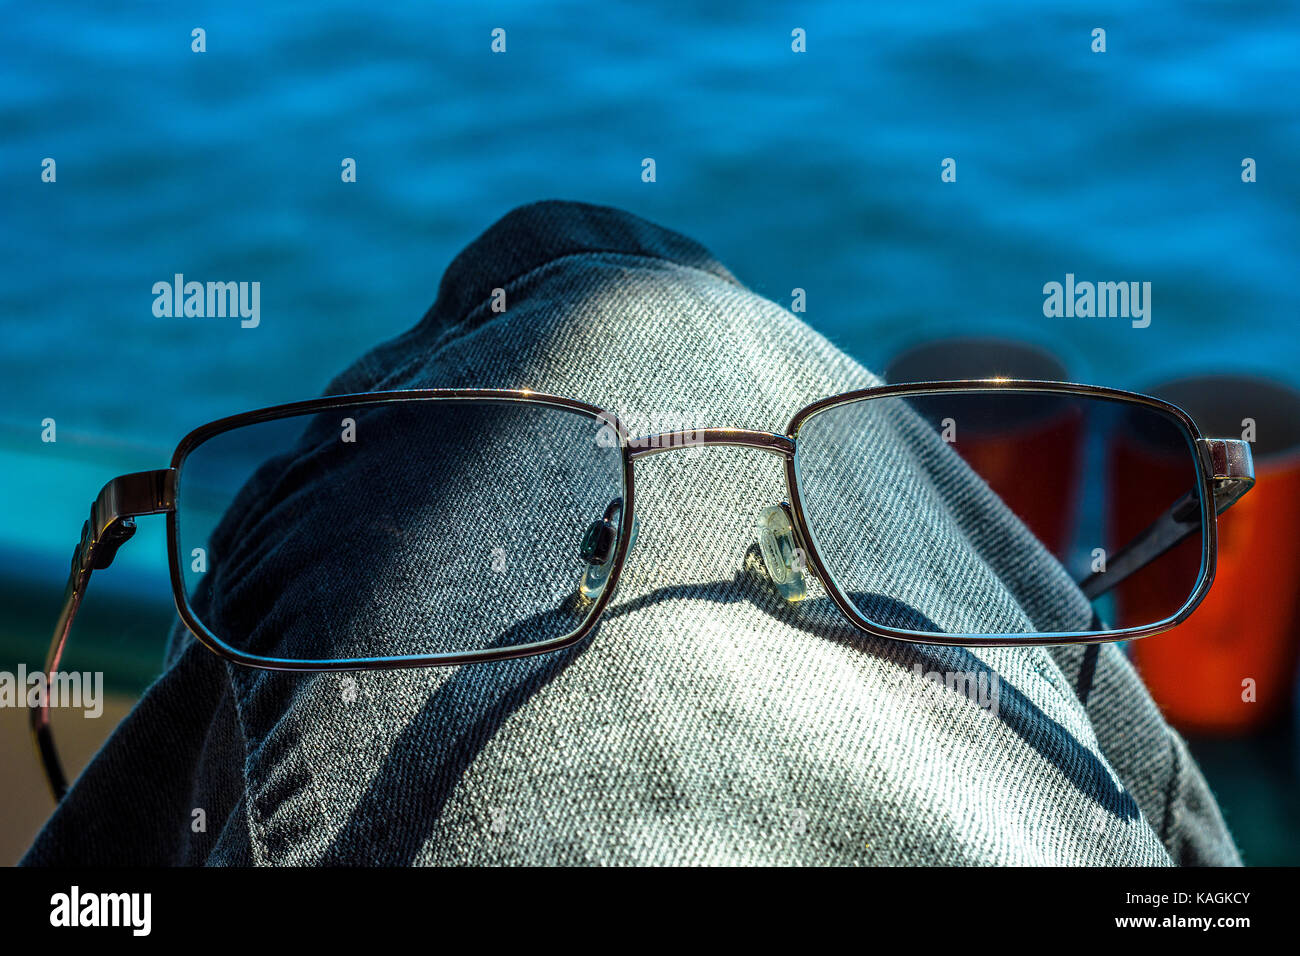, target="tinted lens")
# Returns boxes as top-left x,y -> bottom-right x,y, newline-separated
174,399 -> 626,663
794,390 -> 1206,637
